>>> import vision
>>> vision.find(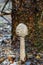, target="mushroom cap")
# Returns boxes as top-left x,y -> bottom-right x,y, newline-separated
16,23 -> 28,37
